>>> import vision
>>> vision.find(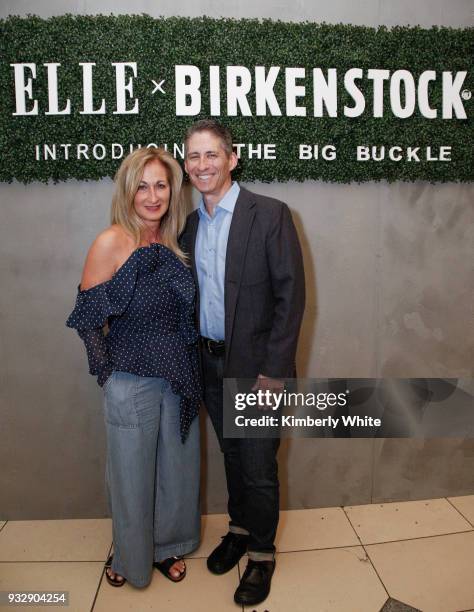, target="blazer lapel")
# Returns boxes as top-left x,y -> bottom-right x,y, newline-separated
187,210 -> 199,285
186,210 -> 201,333
224,188 -> 256,361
